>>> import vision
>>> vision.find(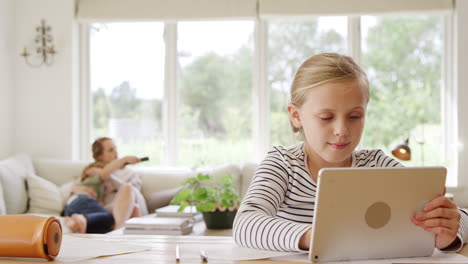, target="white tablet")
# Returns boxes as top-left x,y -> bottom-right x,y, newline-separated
309,167 -> 446,262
